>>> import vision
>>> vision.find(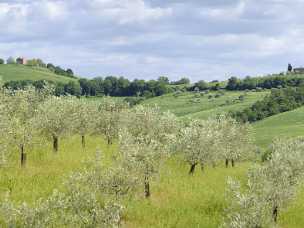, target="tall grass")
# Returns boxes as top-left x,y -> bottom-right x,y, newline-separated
1,135 -> 304,227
